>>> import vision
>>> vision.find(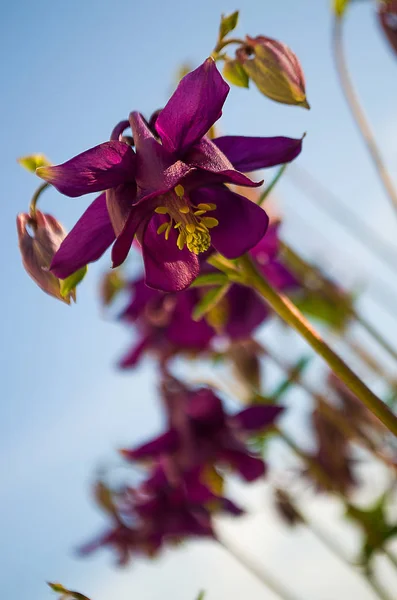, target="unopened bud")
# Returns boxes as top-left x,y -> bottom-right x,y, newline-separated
237,36 -> 309,108
378,1 -> 397,57
17,210 -> 74,303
